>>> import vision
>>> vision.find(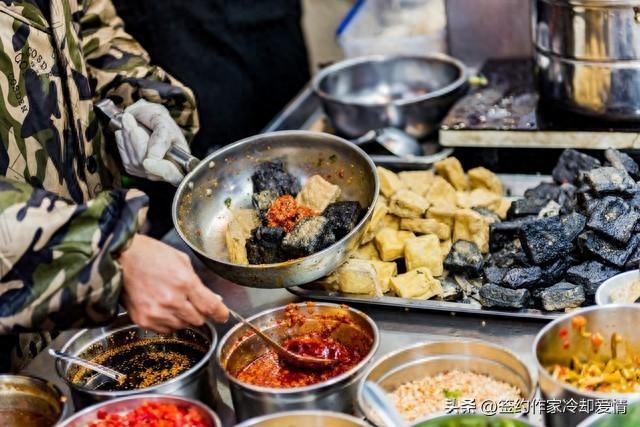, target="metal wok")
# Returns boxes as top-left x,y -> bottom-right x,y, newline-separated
170,131 -> 379,288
